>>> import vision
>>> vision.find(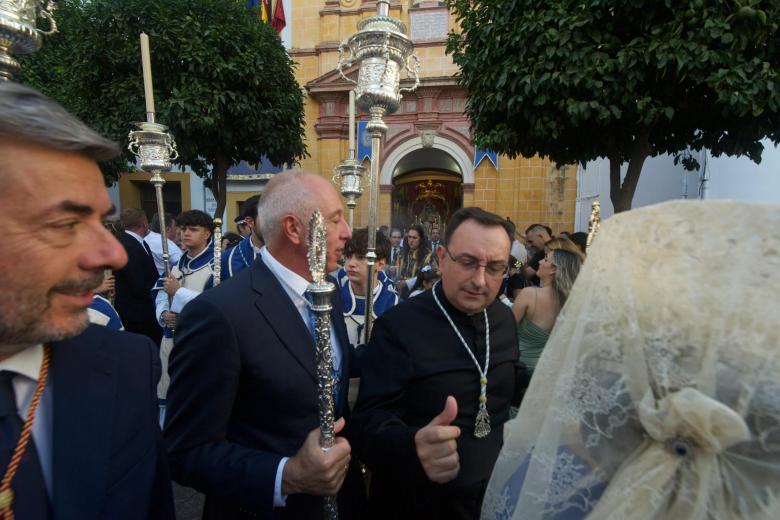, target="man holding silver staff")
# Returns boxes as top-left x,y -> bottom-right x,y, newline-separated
164,171 -> 365,519
353,207 -> 520,519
